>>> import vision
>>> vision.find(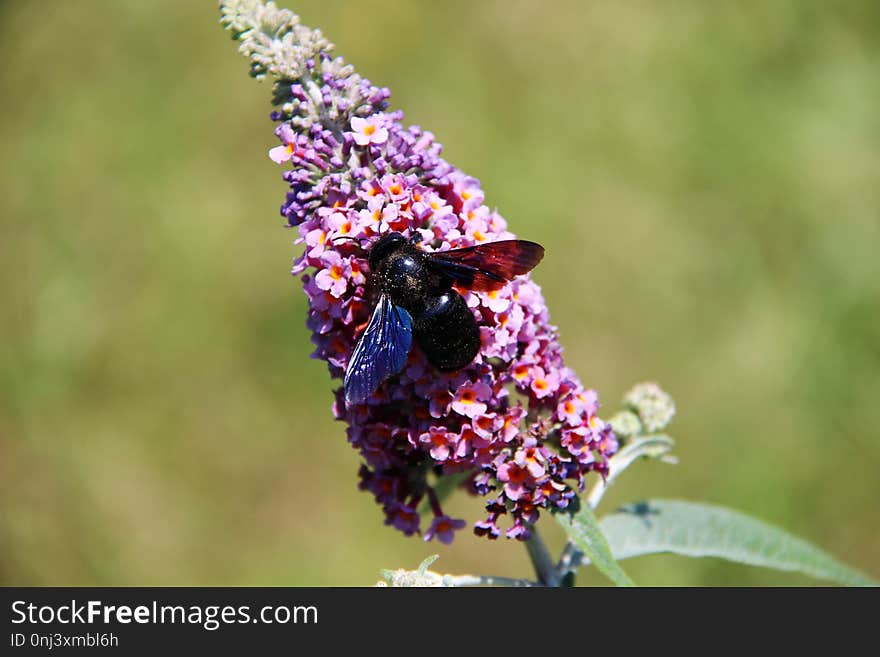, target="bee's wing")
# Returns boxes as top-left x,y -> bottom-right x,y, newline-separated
426,240 -> 544,292
344,294 -> 413,407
